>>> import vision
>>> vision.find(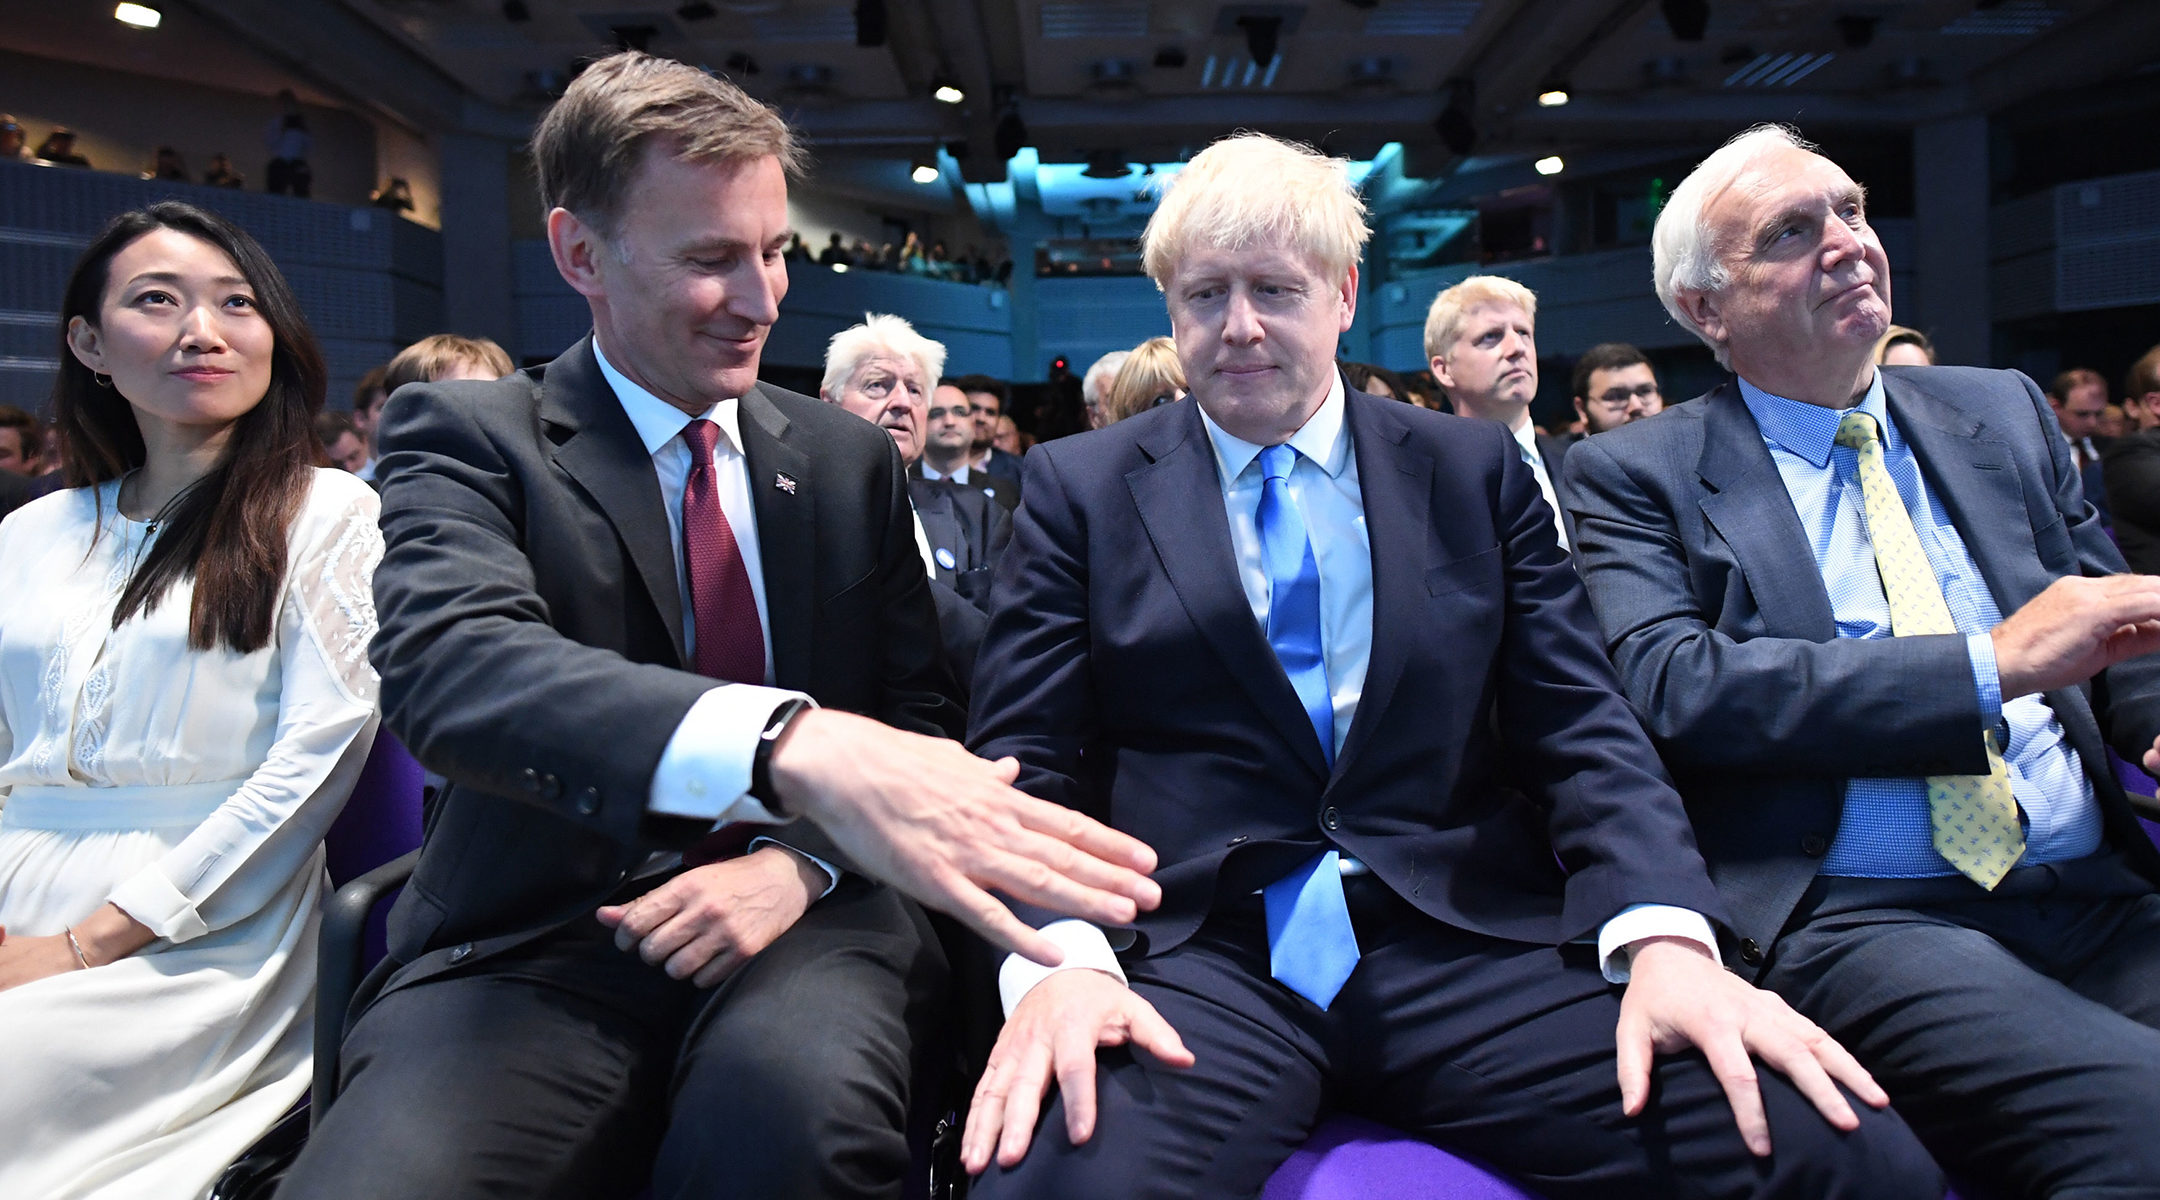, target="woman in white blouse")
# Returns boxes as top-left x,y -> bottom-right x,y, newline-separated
0,201 -> 382,1199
